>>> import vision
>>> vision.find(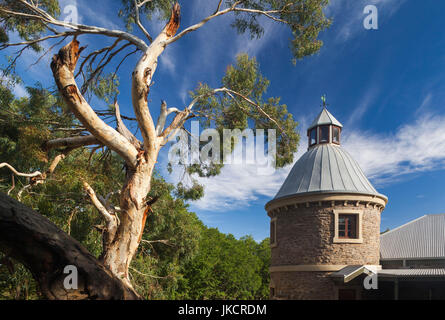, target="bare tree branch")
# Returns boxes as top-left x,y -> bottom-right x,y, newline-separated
155,100 -> 180,135
43,135 -> 100,151
51,38 -> 140,168
164,1 -> 295,46
114,99 -> 143,150
0,1 -> 149,51
83,181 -> 115,223
0,163 -> 42,178
131,3 -> 181,159
164,1 -> 240,45
219,87 -> 286,135
134,0 -> 153,42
